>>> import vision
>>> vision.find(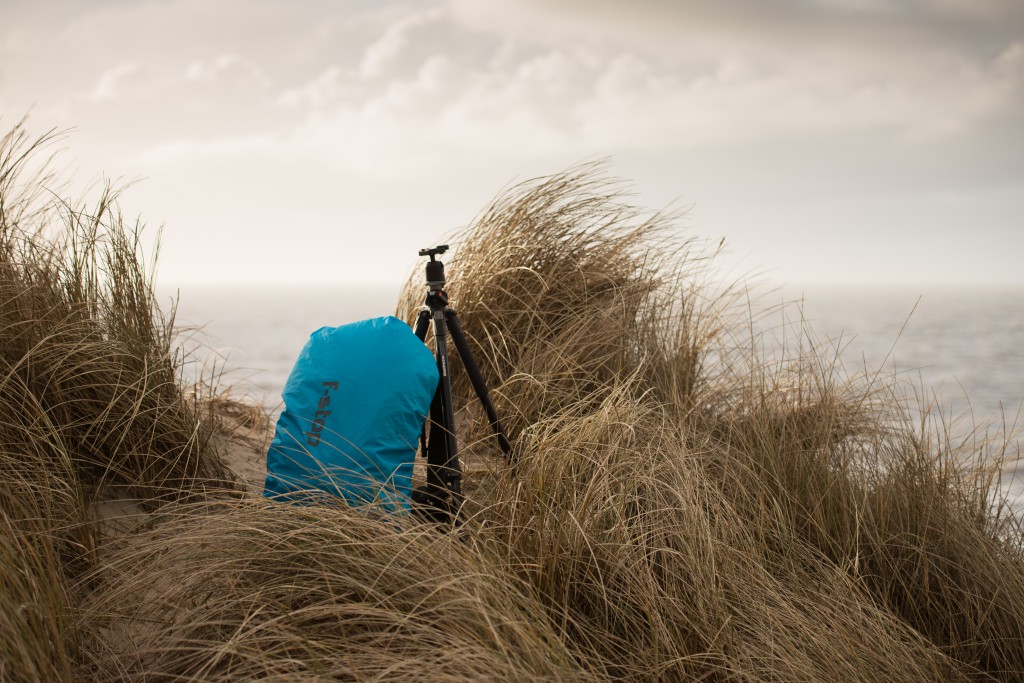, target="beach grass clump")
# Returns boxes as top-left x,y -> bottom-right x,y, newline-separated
465,374 -> 969,680
398,164 -> 1024,679
0,122 -> 231,681
0,123 -> 230,502
398,162 -> 725,439
76,499 -> 592,682
701,346 -> 1024,676
0,486 -> 80,682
